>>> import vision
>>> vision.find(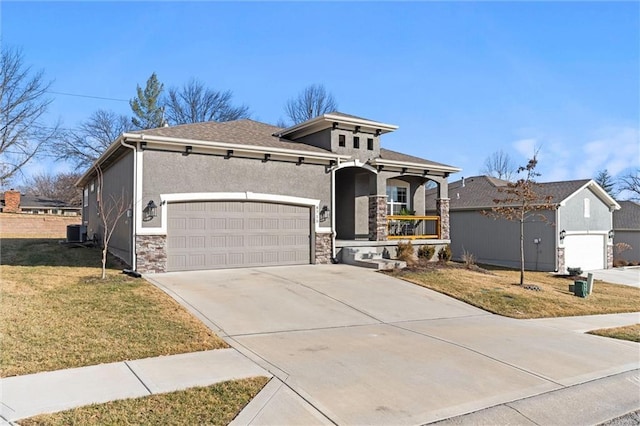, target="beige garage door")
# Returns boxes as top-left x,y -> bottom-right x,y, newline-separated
167,201 -> 311,272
